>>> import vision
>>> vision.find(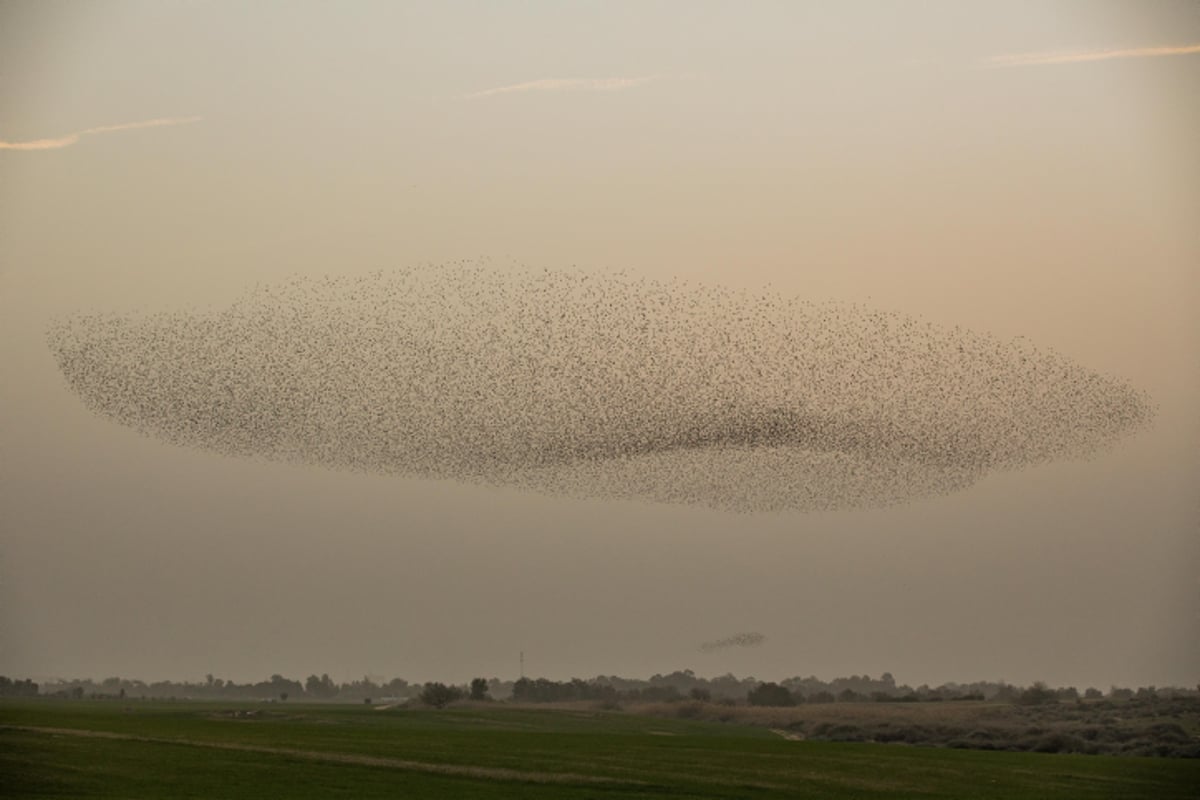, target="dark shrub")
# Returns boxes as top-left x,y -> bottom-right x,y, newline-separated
1033,733 -> 1085,754
1144,722 -> 1189,743
824,724 -> 867,742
